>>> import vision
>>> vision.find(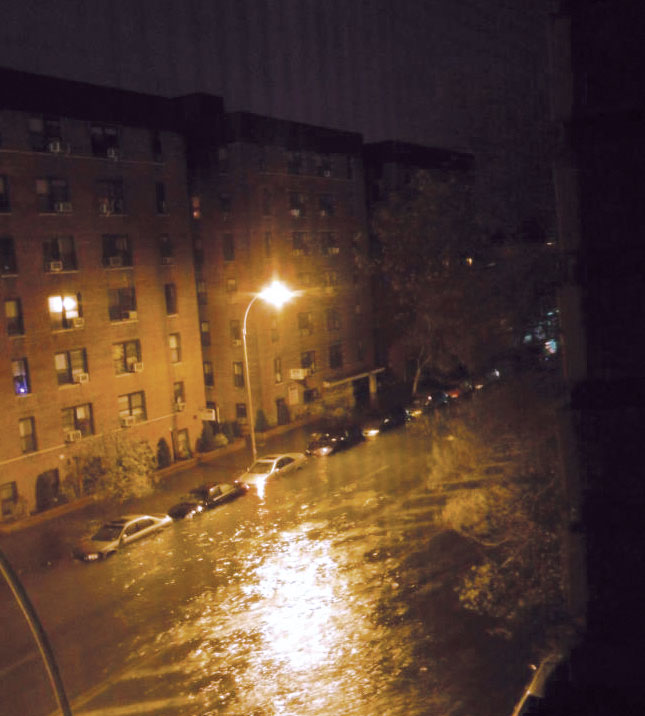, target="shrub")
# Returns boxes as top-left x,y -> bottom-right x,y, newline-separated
255,409 -> 269,432
221,421 -> 234,442
156,438 -> 172,469
197,422 -> 216,452
214,433 -> 229,448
